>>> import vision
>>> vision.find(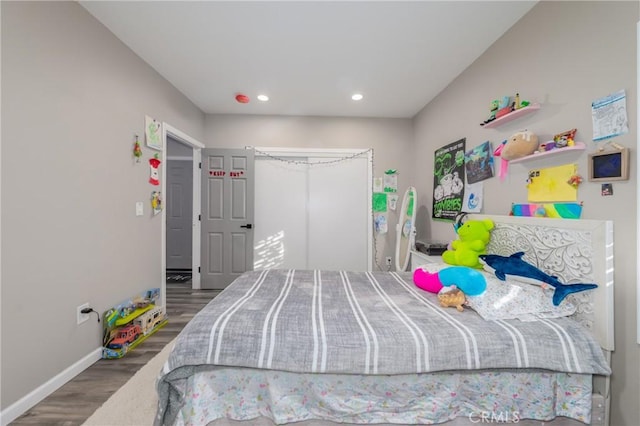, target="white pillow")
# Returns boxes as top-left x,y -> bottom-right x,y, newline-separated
465,272 -> 576,321
414,263 -> 576,321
